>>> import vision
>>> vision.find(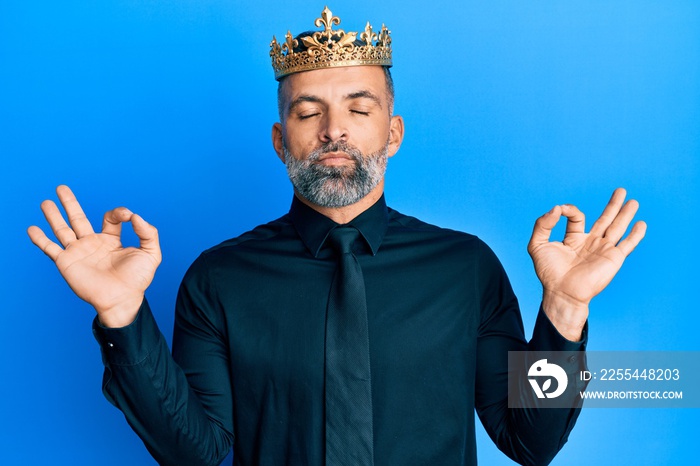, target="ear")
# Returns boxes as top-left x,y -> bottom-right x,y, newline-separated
271,122 -> 285,163
387,115 -> 405,158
